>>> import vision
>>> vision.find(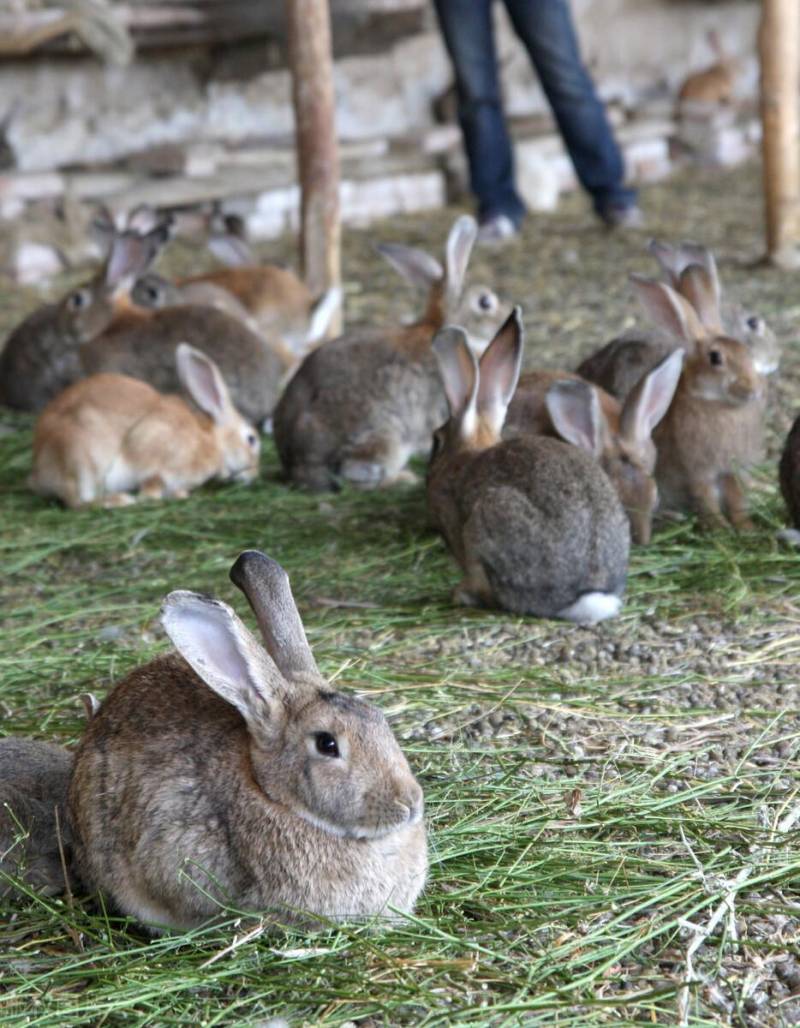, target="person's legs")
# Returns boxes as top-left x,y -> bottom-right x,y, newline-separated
432,0 -> 526,227
503,0 -> 637,218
